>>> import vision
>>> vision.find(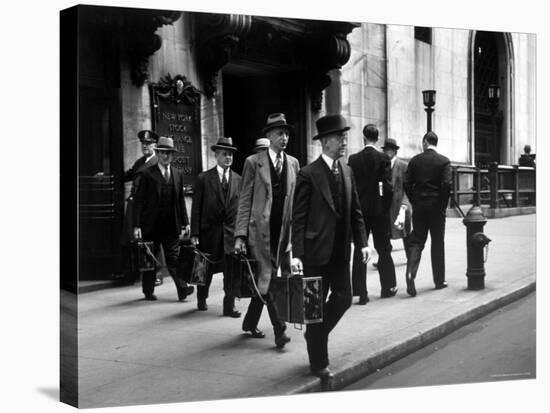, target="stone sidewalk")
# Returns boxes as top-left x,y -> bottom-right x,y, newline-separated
69,213 -> 536,408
